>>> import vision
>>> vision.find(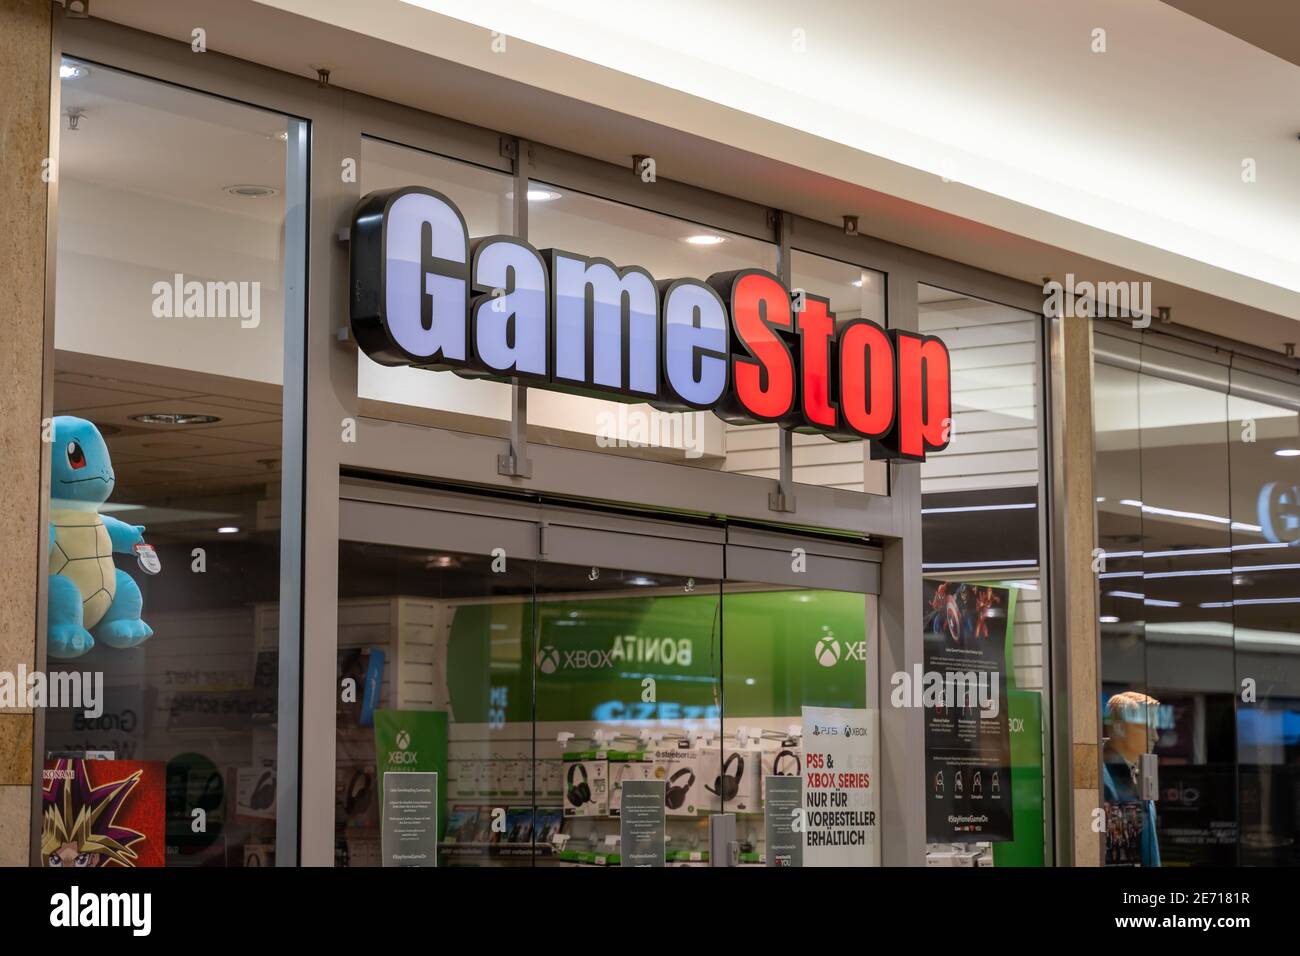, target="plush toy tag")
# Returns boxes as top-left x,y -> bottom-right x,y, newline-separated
134,543 -> 161,575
